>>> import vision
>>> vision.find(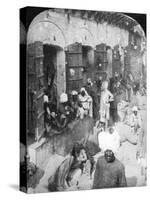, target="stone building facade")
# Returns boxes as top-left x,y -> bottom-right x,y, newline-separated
20,8 -> 146,169
24,8 -> 146,143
